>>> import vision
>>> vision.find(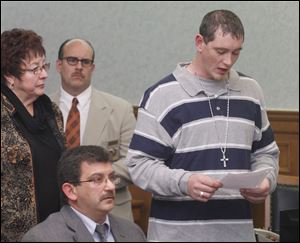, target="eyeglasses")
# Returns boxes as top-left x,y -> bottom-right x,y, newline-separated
61,56 -> 94,67
23,62 -> 50,76
71,175 -> 120,187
